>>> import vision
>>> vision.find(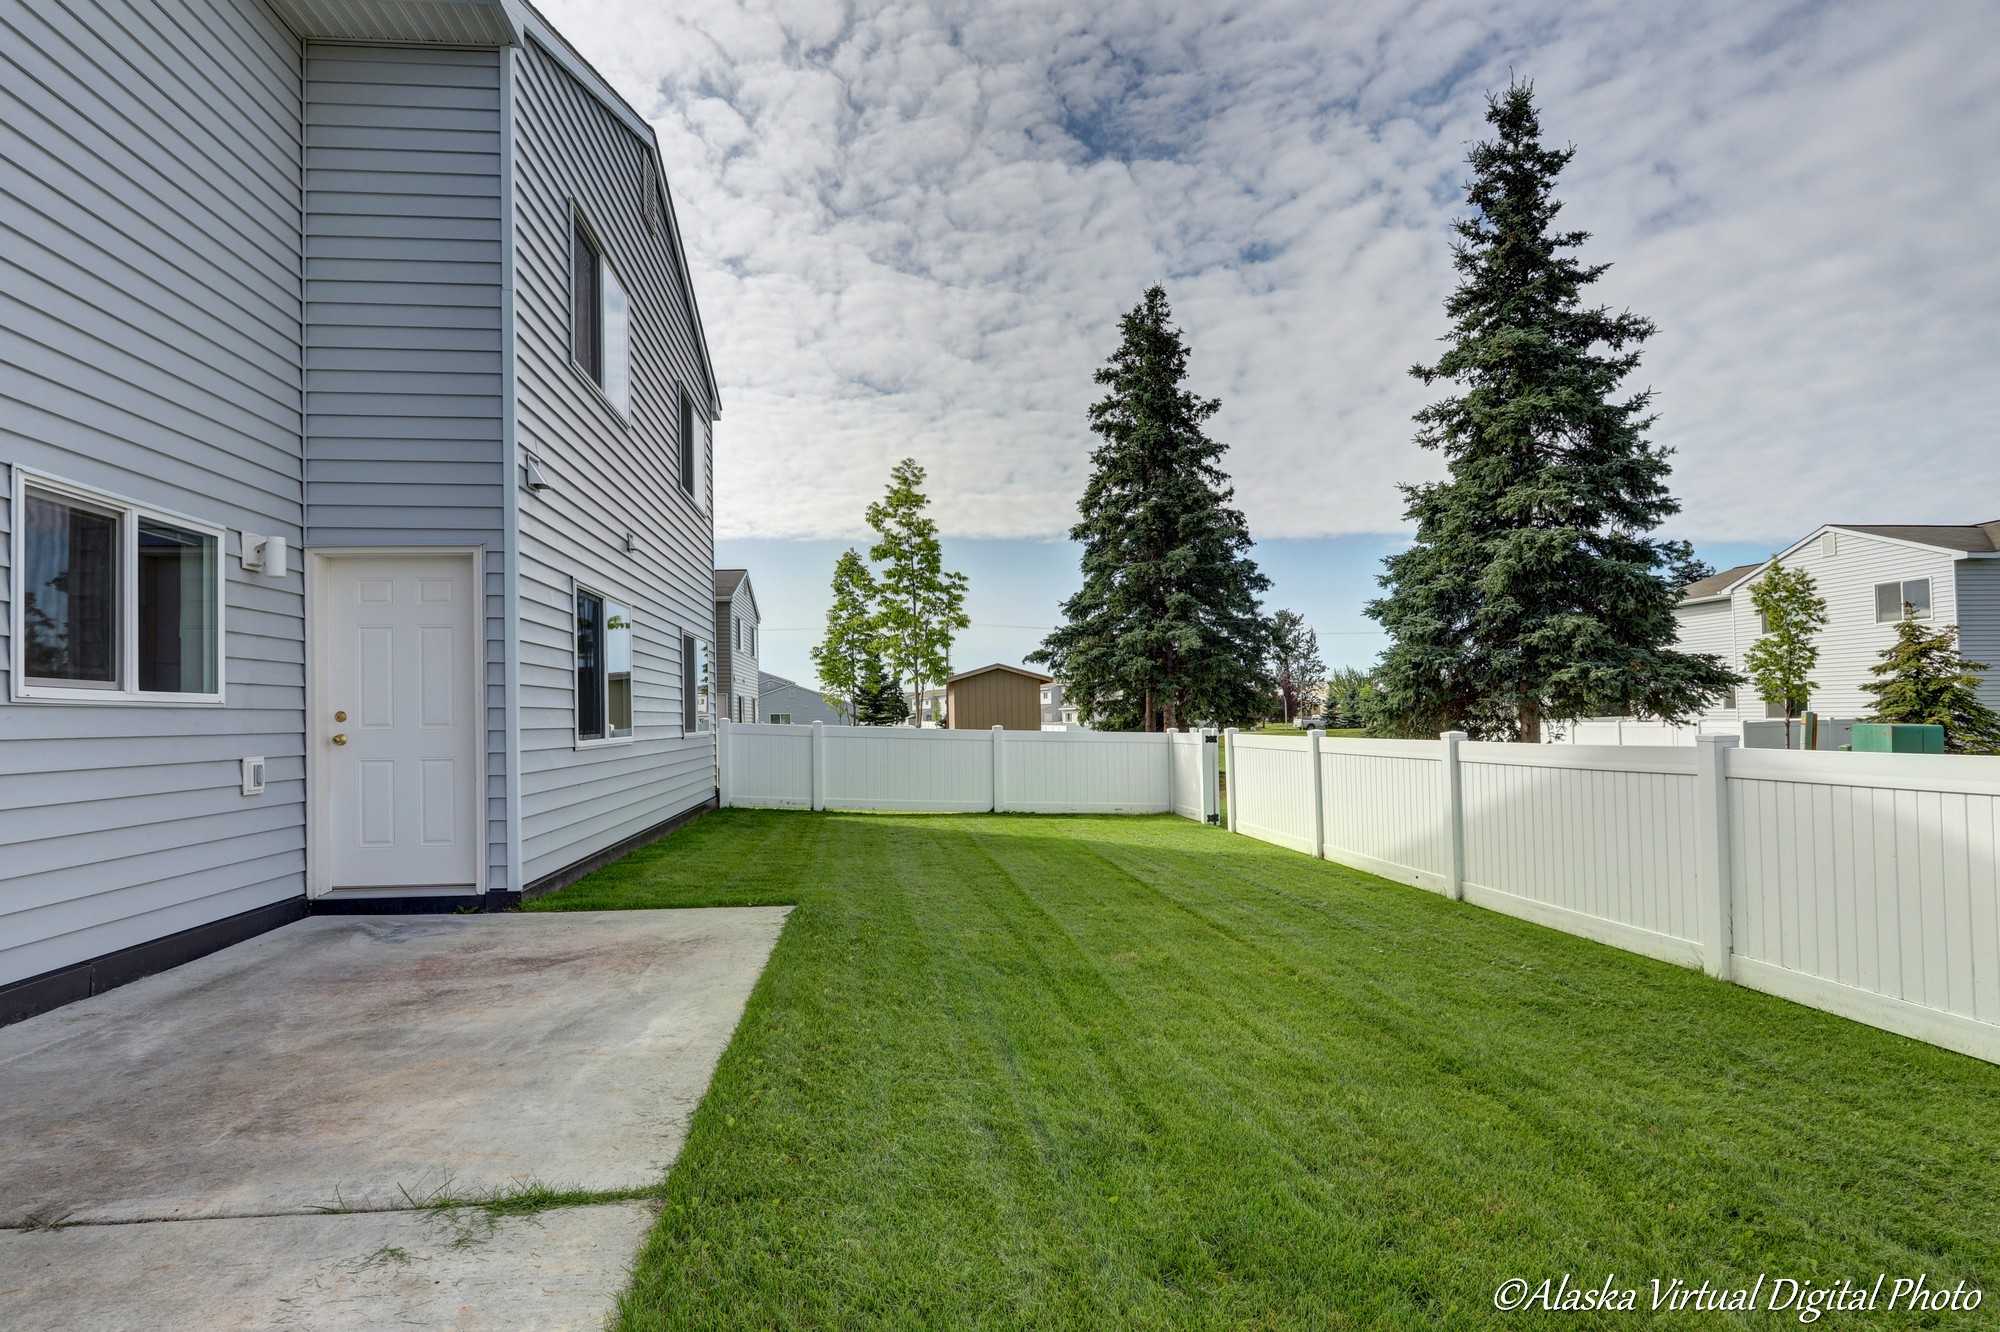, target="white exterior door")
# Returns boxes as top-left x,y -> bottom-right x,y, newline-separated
318,553 -> 480,891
